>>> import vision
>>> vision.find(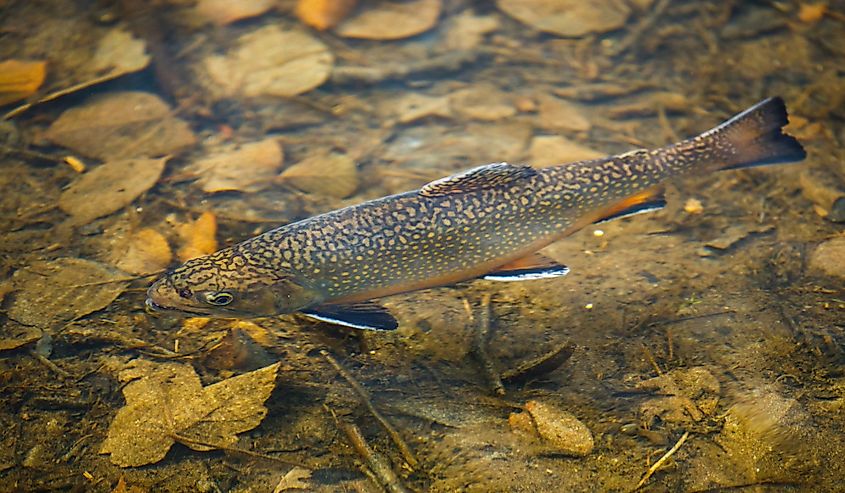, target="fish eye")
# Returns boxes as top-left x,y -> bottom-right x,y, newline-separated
204,291 -> 234,306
